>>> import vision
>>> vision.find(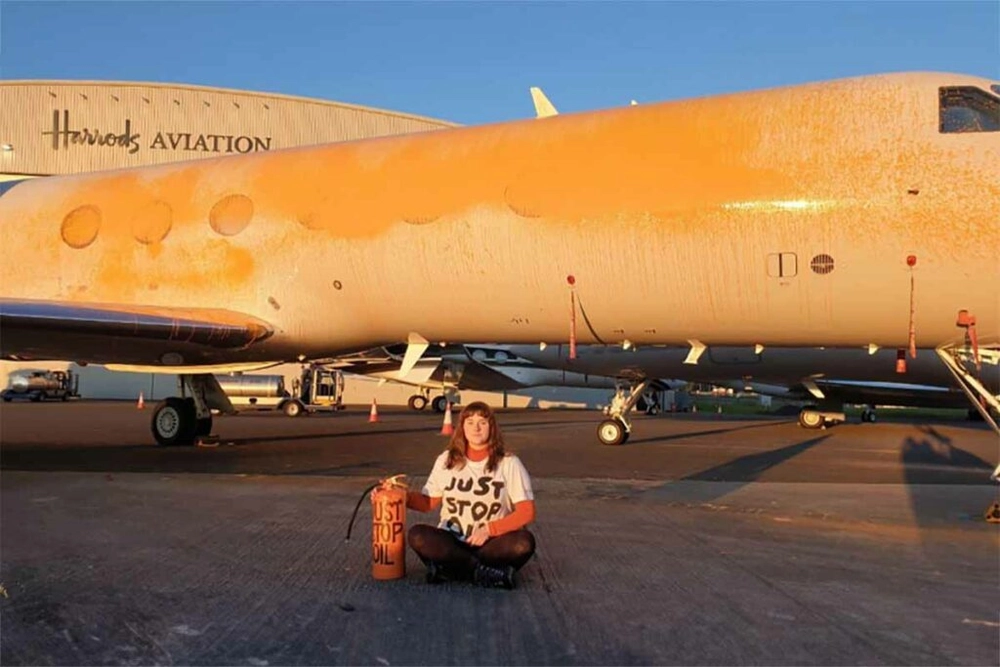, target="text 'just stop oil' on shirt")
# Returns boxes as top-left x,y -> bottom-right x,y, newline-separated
422,452 -> 534,541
